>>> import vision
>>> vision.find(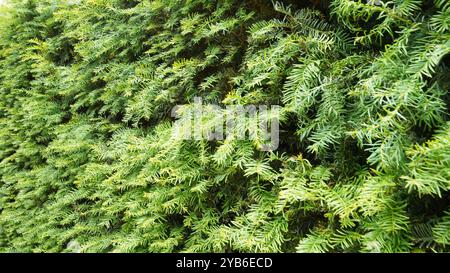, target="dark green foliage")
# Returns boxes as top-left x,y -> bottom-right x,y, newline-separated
0,0 -> 449,253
